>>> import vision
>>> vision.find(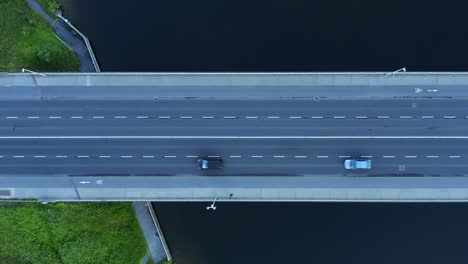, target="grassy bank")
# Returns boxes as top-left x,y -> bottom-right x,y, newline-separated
0,202 -> 147,264
0,0 -> 79,72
